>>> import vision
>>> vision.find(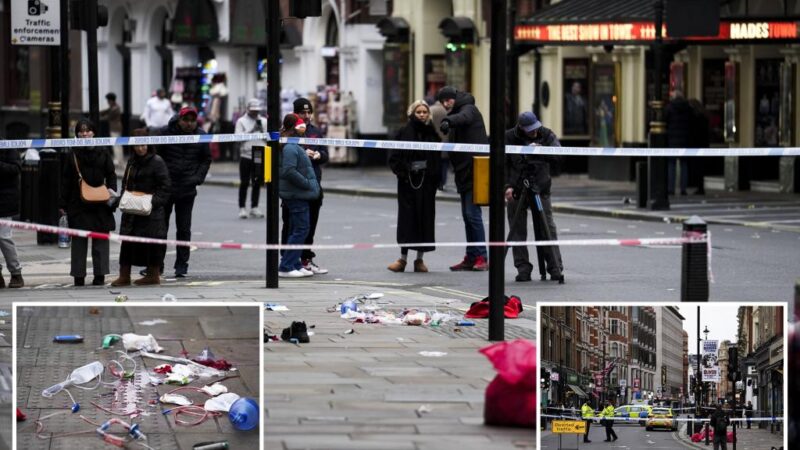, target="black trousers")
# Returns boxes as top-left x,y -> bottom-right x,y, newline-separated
164,195 -> 195,274
238,157 -> 261,208
506,190 -> 563,277
584,420 -> 591,441
604,420 -> 618,440
281,189 -> 323,261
